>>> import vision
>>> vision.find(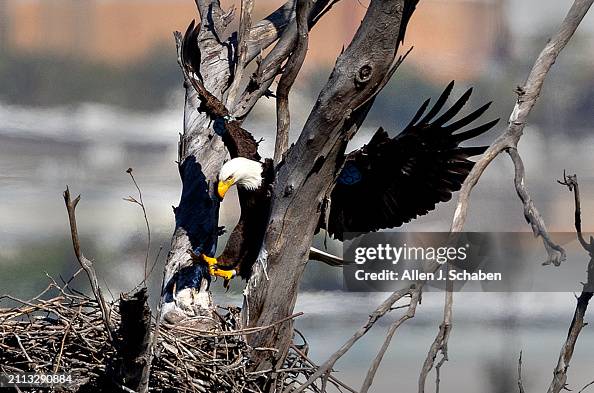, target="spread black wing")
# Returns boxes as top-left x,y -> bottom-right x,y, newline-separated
324,81 -> 499,241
